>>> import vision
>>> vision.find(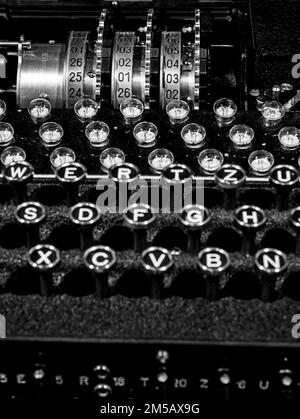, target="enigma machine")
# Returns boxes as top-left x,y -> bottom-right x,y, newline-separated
0,0 -> 300,414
